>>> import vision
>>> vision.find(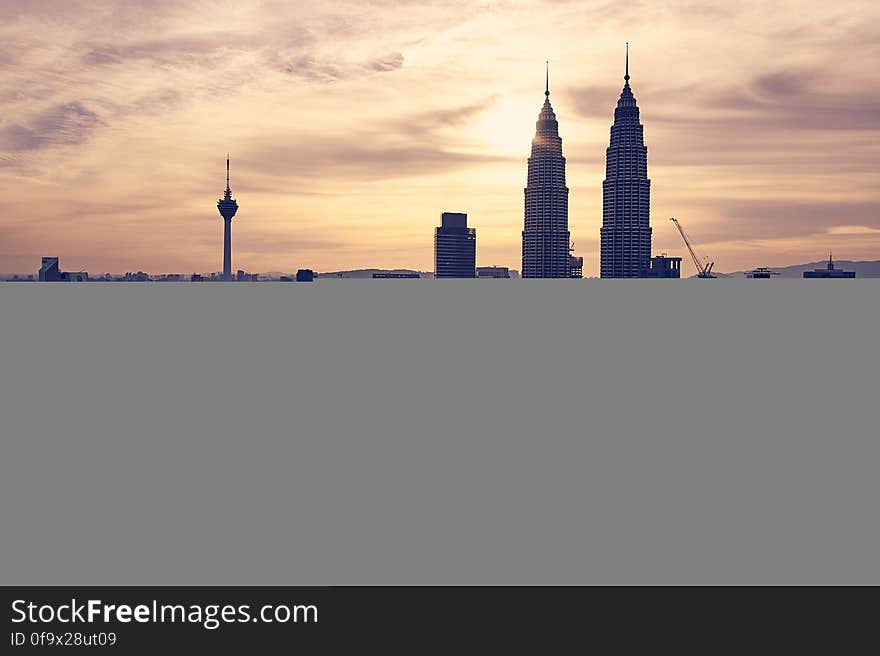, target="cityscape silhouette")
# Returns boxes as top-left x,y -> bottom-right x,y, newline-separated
18,48 -> 871,282
1,2 -> 877,279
